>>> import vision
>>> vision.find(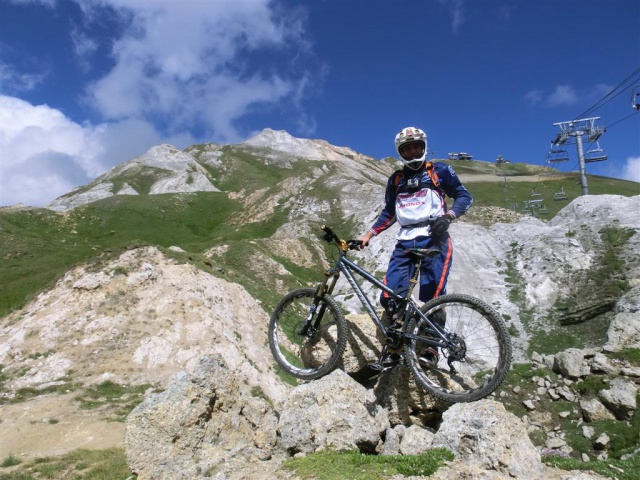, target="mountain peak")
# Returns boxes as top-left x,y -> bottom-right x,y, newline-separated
242,128 -> 325,160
